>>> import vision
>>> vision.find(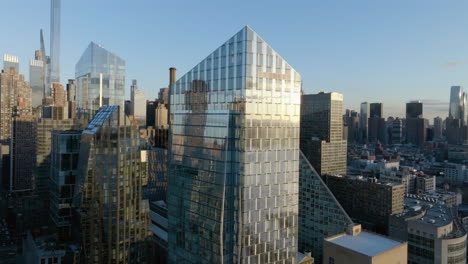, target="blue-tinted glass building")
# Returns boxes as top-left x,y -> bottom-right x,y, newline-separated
167,26 -> 301,264
75,42 -> 125,119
